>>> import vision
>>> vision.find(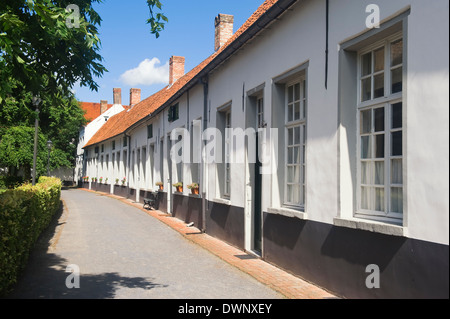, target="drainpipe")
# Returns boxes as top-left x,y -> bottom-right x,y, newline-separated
325,0 -> 329,89
201,76 -> 209,232
124,133 -> 131,198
